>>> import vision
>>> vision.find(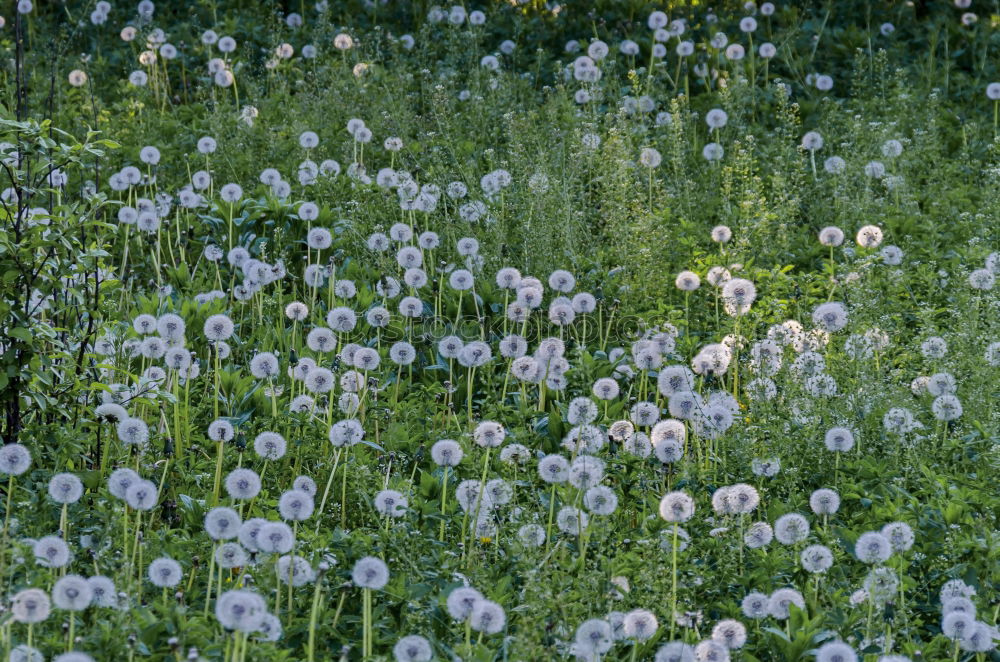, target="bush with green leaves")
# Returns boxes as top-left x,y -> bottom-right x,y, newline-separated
0,119 -> 116,445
